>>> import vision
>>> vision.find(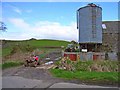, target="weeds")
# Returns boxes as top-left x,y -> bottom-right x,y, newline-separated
54,57 -> 118,72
